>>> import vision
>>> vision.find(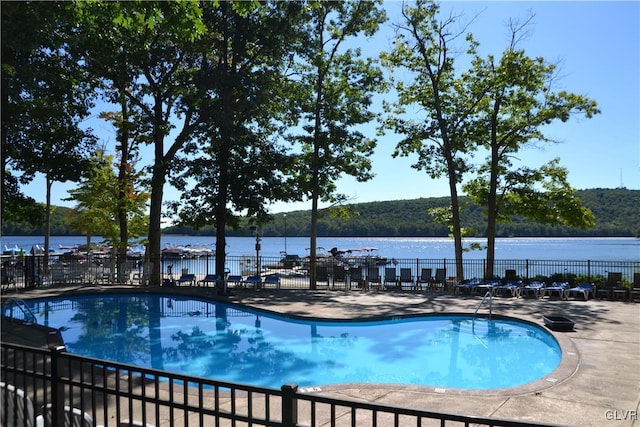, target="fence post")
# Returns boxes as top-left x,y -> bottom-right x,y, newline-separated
50,345 -> 67,427
281,383 -> 299,427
